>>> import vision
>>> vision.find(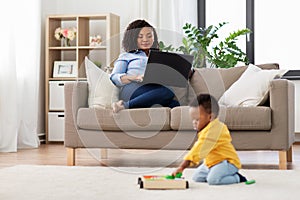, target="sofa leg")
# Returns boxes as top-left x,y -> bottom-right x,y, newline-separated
101,148 -> 108,159
278,146 -> 293,169
278,151 -> 287,170
67,148 -> 76,166
287,146 -> 293,162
